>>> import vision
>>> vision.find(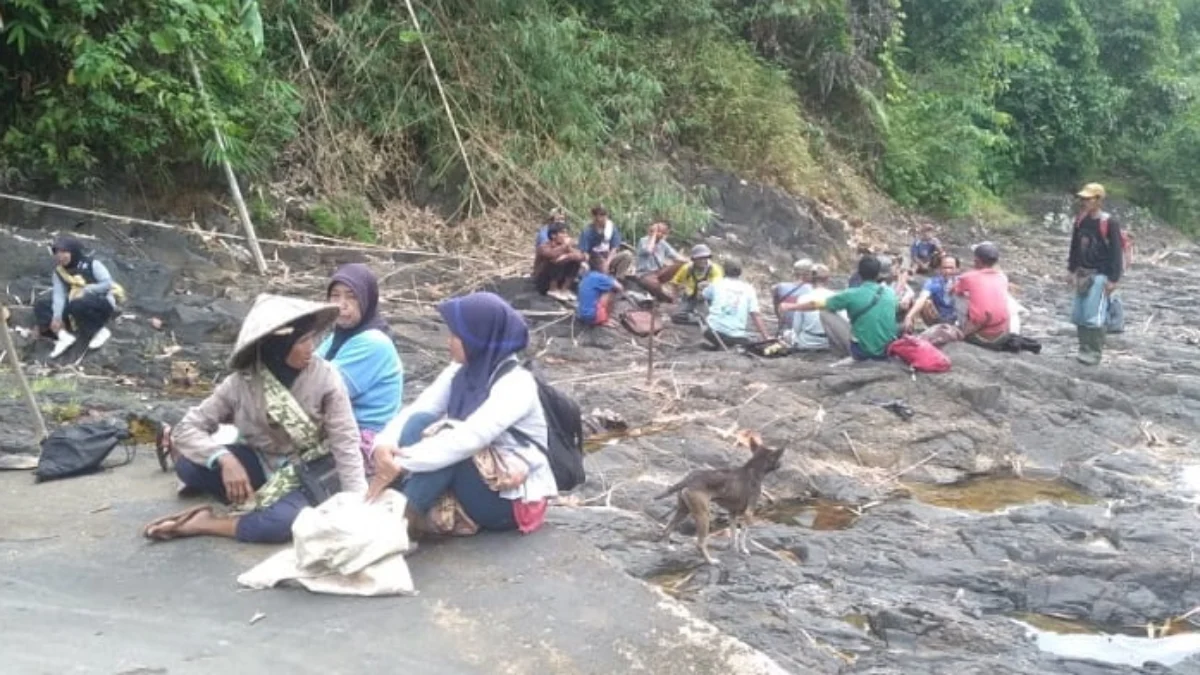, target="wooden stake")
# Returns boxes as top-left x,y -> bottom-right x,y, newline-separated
188,50 -> 269,276
0,307 -> 49,443
647,300 -> 657,384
